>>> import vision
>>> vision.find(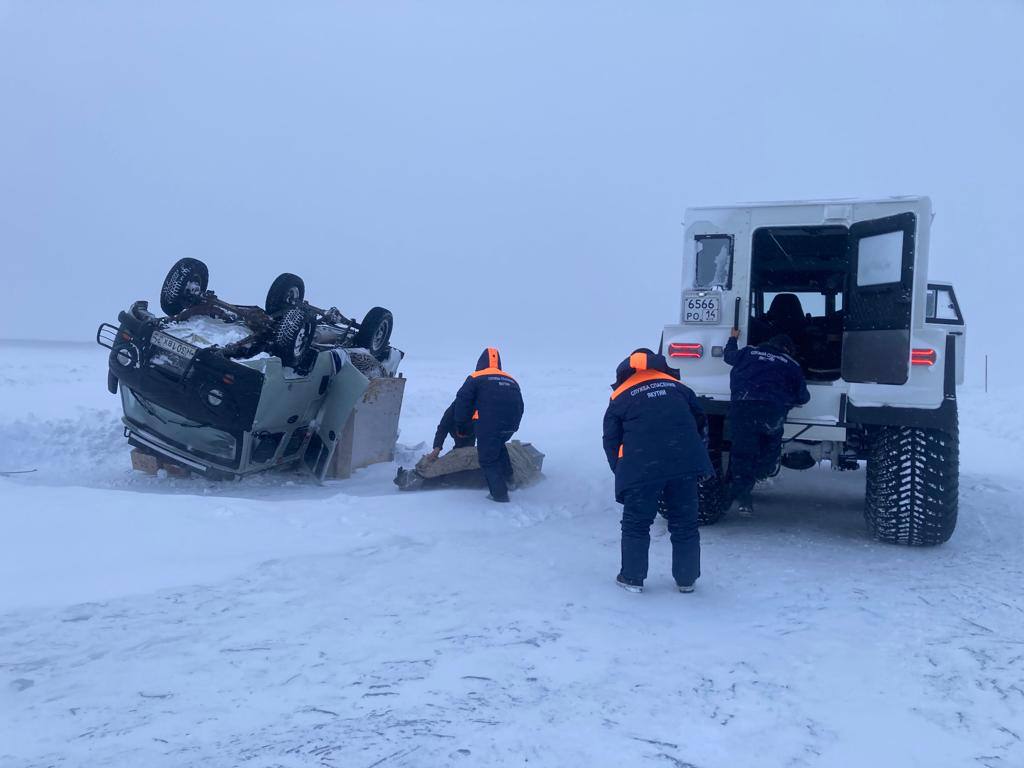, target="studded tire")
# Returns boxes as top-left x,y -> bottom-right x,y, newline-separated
270,307 -> 316,369
696,468 -> 728,525
348,349 -> 386,379
864,412 -> 959,546
656,461 -> 727,526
